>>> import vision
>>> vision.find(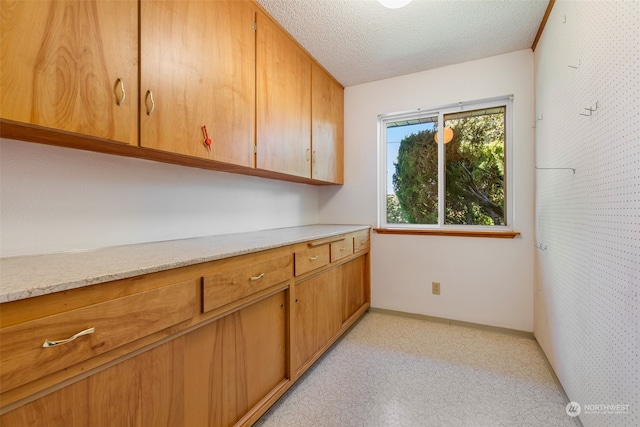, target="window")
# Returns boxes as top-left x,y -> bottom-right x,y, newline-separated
379,96 -> 512,230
